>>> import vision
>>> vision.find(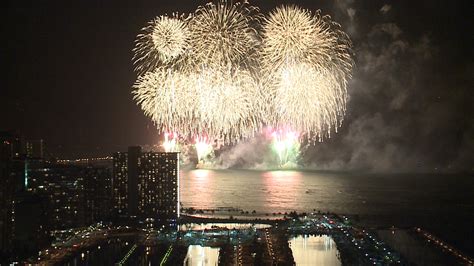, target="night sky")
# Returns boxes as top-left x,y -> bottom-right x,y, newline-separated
3,0 -> 473,172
